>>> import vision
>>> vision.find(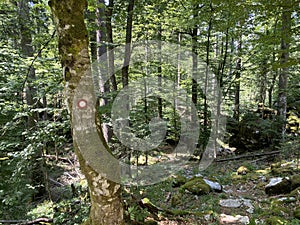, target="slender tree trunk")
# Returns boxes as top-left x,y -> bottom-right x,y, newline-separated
268,19 -> 279,108
157,26 -> 163,119
191,6 -> 198,106
233,33 -> 241,121
19,0 -> 45,200
278,2 -> 291,136
122,0 -> 135,88
106,0 -> 117,91
259,58 -> 267,104
49,1 -> 124,224
203,13 -> 212,146
95,0 -> 113,143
